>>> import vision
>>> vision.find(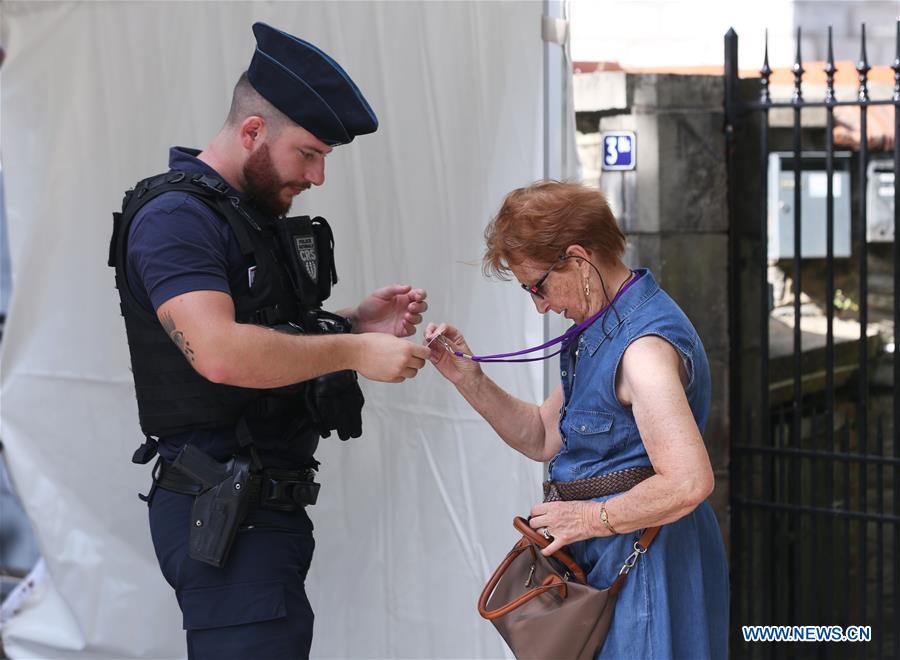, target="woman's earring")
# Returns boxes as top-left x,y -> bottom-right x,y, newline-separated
584,279 -> 590,298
